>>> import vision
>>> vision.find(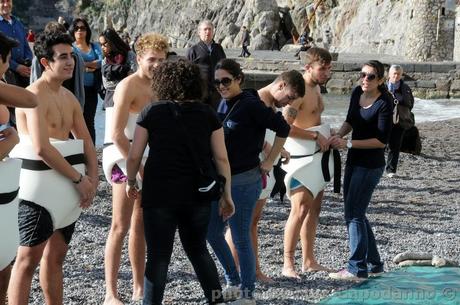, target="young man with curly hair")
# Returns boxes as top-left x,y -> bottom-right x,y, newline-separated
102,32 -> 169,305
